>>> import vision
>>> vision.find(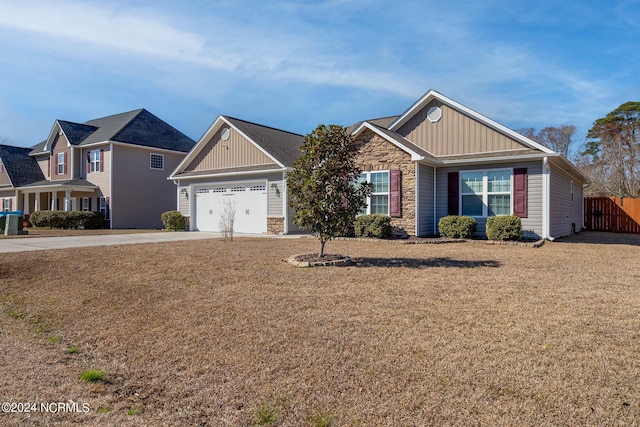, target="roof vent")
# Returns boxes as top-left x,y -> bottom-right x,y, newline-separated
427,106 -> 442,123
221,127 -> 230,141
